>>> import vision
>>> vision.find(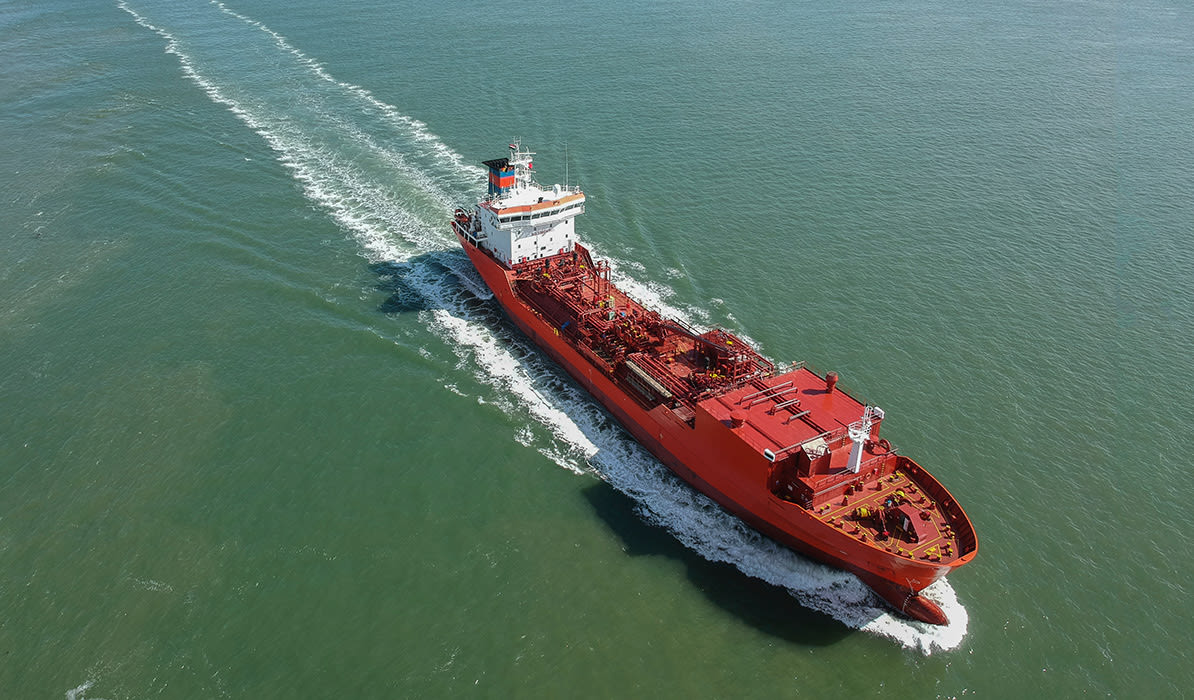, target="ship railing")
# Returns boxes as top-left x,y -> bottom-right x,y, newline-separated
517,284 -> 572,330
731,367 -> 776,390
801,452 -> 901,499
819,426 -> 853,449
772,426 -> 857,461
451,210 -> 487,247
823,425 -> 898,460
894,456 -> 977,555
698,366 -> 775,402
765,429 -> 834,462
576,342 -> 614,375
627,352 -> 693,401
662,320 -> 746,360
